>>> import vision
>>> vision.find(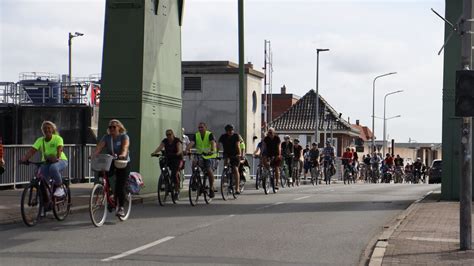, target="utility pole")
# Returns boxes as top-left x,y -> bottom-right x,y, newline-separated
460,0 -> 473,251
238,0 -> 246,142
